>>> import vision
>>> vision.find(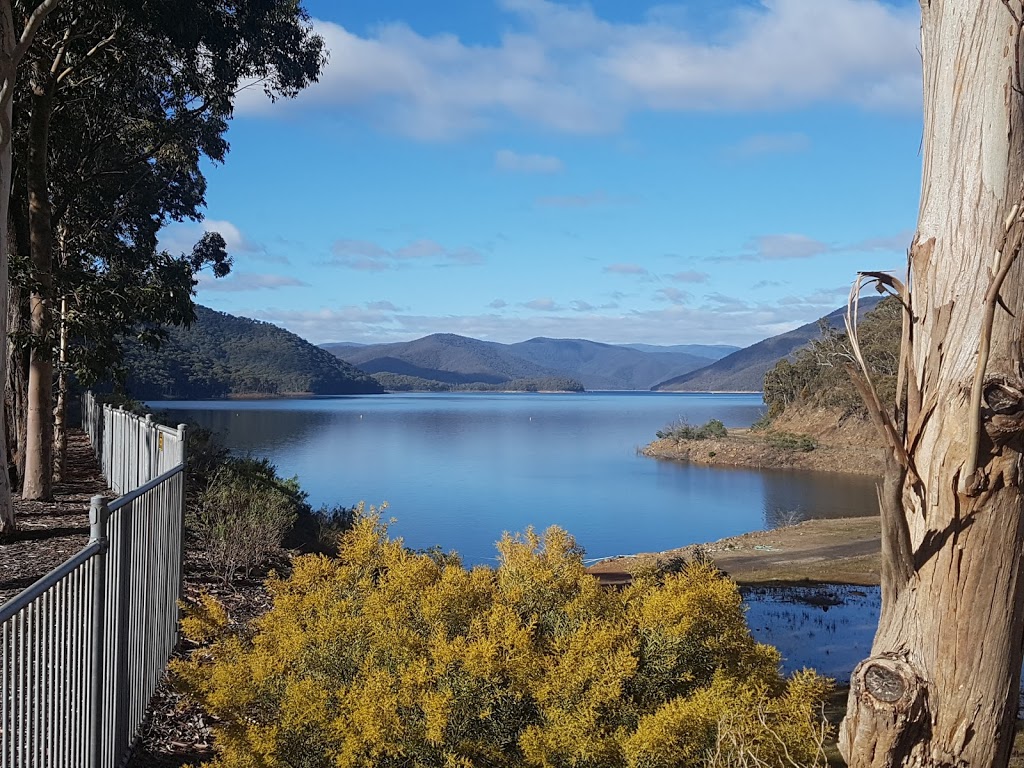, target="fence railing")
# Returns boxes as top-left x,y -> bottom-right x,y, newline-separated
82,393 -> 184,495
1,393 -> 187,768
